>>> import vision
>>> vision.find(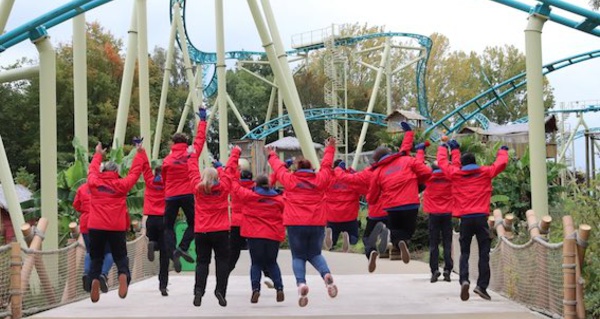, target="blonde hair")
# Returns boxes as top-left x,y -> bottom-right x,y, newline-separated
199,167 -> 219,194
